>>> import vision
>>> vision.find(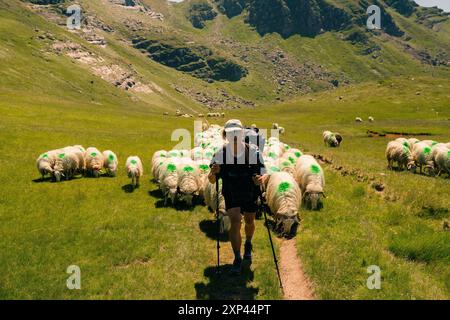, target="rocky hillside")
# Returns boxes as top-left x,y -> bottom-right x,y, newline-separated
1,0 -> 449,112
